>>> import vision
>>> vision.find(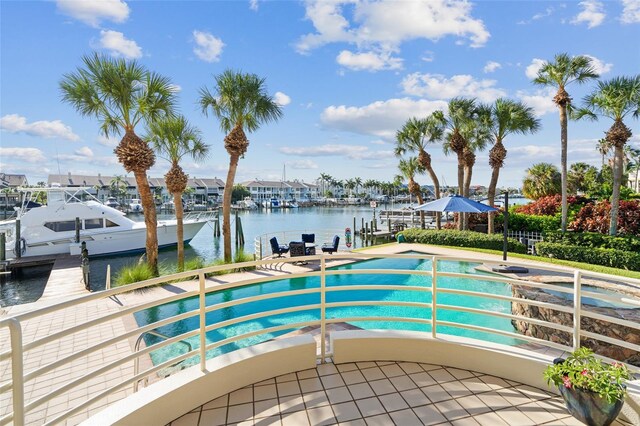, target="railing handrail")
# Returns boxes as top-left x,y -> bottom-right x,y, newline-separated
1,251 -> 639,426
